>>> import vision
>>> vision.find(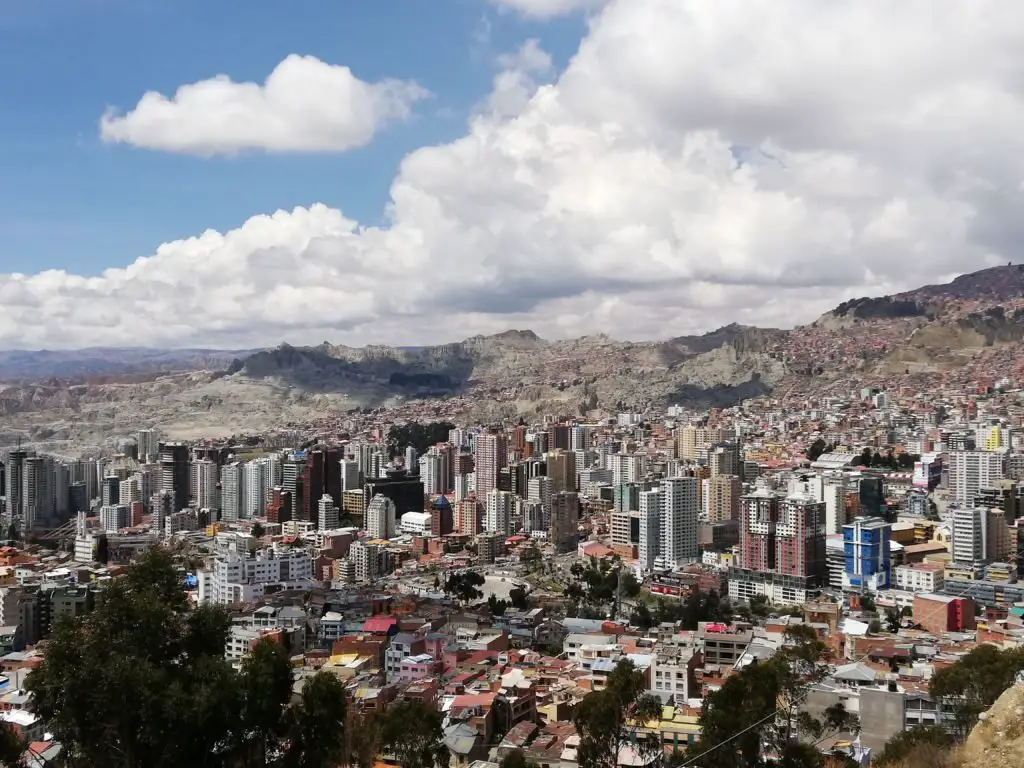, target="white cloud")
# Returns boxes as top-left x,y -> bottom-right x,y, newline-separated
5,0 -> 1024,348
488,0 -> 606,19
99,54 -> 430,155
